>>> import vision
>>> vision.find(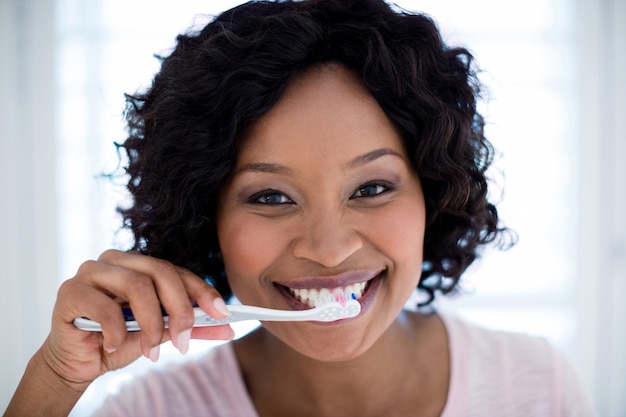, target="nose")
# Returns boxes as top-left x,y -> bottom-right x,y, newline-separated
291,208 -> 363,268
